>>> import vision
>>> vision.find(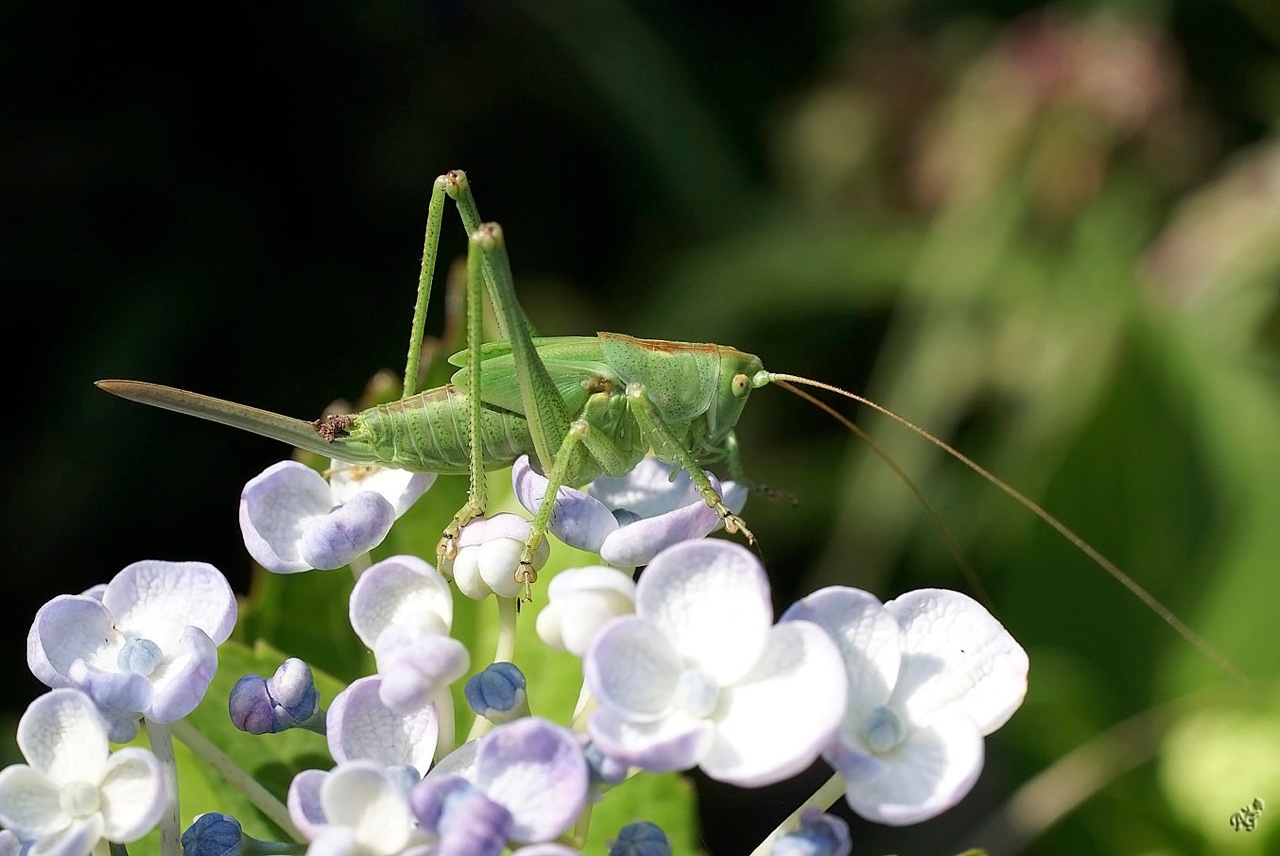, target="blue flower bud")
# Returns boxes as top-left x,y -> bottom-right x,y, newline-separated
228,675 -> 278,734
181,813 -> 244,856
464,662 -> 529,724
265,658 -> 319,725
229,660 -> 322,735
770,809 -> 851,856
583,741 -> 628,787
117,637 -> 163,676
609,821 -> 670,856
